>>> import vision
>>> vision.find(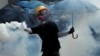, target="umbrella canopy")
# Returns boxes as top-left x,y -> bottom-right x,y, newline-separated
27,1 -> 46,9
0,5 -> 28,23
52,0 -> 99,13
17,1 -> 29,7
17,1 -> 48,14
49,0 -> 99,32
